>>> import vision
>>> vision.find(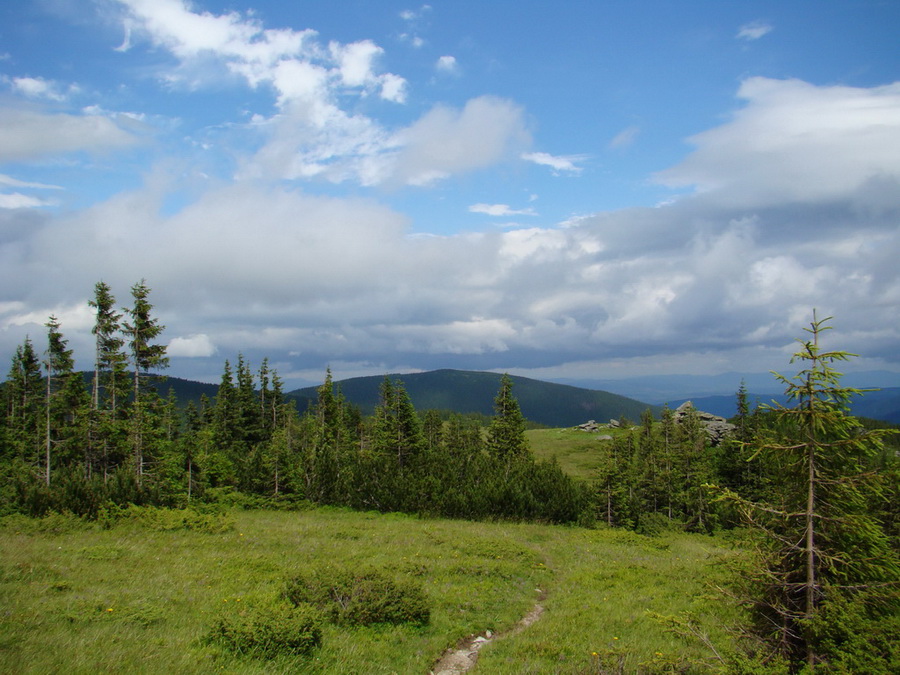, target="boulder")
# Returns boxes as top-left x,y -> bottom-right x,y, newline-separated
576,420 -> 602,432
673,401 -> 735,446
